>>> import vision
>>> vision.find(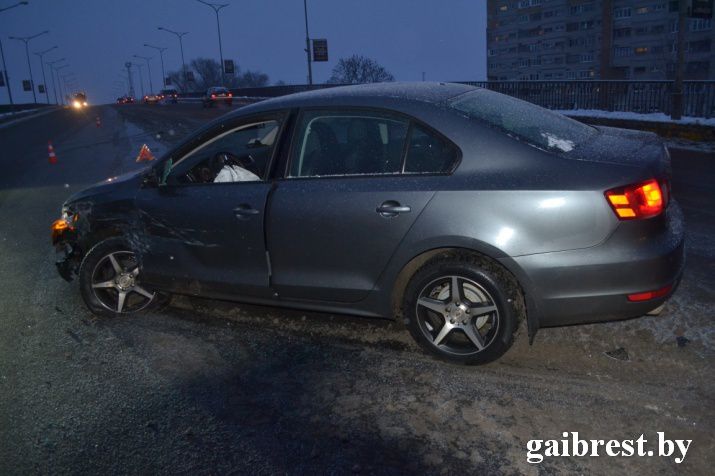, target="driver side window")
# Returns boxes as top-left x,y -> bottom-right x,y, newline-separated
173,119 -> 281,185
